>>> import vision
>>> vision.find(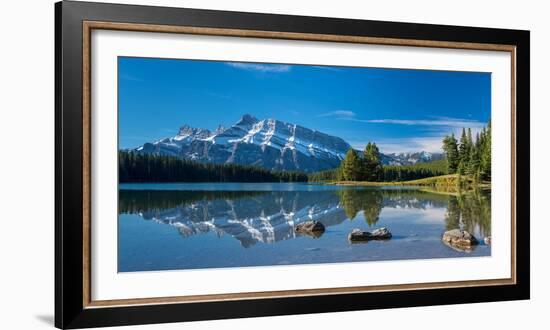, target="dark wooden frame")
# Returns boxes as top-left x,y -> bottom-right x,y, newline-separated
55,0 -> 530,328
